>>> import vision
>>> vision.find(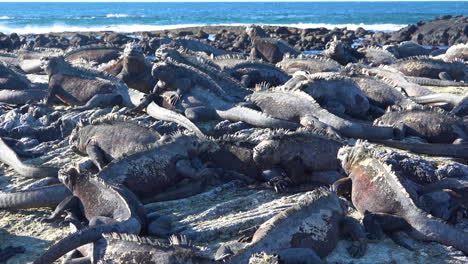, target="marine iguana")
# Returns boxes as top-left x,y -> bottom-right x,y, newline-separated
96,233 -> 214,264
103,43 -> 156,94
357,46 -> 397,65
438,43 -> 468,62
0,61 -> 48,104
363,65 -> 434,96
42,56 -> 205,137
33,167 -> 146,264
391,56 -> 468,82
64,44 -> 121,66
286,71 -> 370,119
152,60 -> 299,130
374,106 -> 467,144
384,41 -> 432,59
404,76 -> 468,87
212,54 -> 290,87
352,74 -> 417,110
154,46 -> 250,100
410,93 -> 468,114
247,86 -> 401,140
69,115 -> 161,170
323,38 -> 360,65
337,141 -> 468,254
169,37 -> 230,56
246,25 -> 300,64
251,128 -> 344,192
276,53 -> 343,75
215,188 -> 367,263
